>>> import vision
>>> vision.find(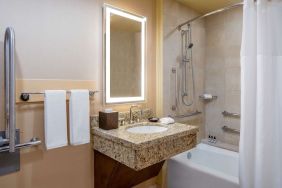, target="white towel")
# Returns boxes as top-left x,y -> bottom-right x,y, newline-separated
69,90 -> 90,145
44,90 -> 68,150
160,117 -> 175,125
